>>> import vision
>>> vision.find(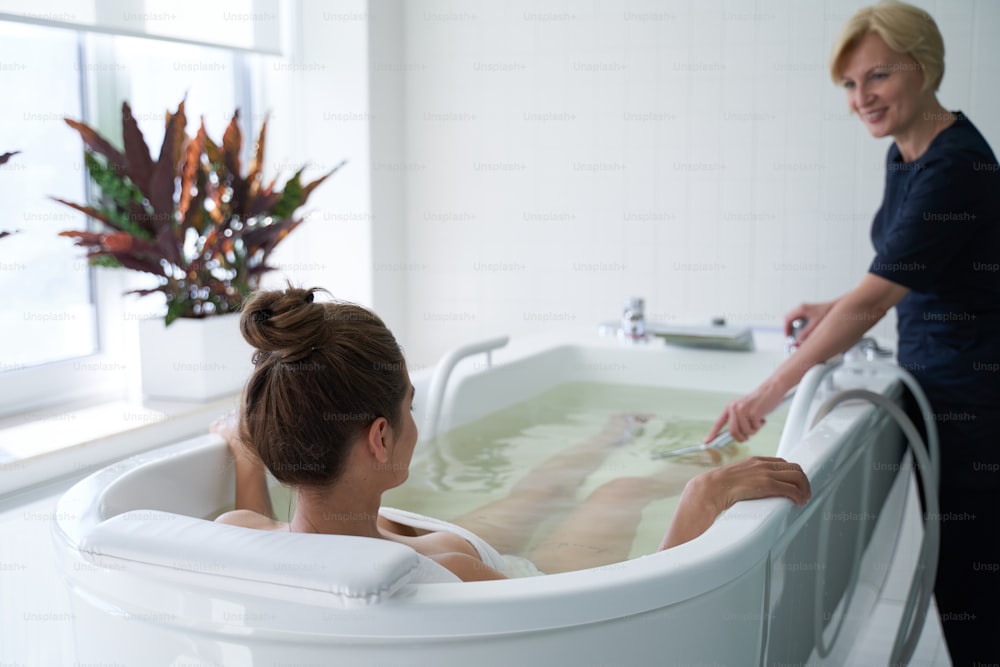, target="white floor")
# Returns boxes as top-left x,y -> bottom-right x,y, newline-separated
0,462 -> 953,665
845,478 -> 952,666
848,598 -> 951,666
